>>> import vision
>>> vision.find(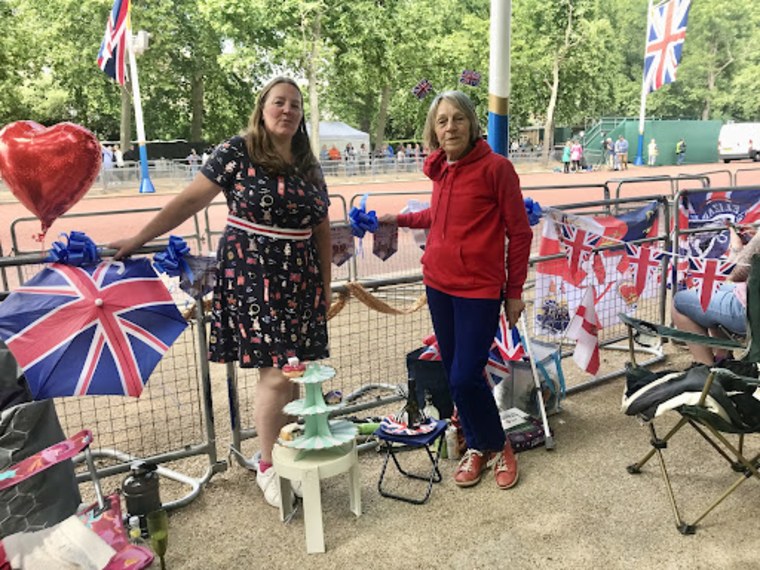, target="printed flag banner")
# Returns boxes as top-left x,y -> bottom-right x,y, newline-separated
330,224 -> 355,267
685,257 -> 735,312
643,0 -> 691,93
620,243 -> 665,297
412,79 -> 433,100
459,70 -> 482,87
97,0 -> 131,85
535,202 -> 660,333
566,286 -> 601,375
